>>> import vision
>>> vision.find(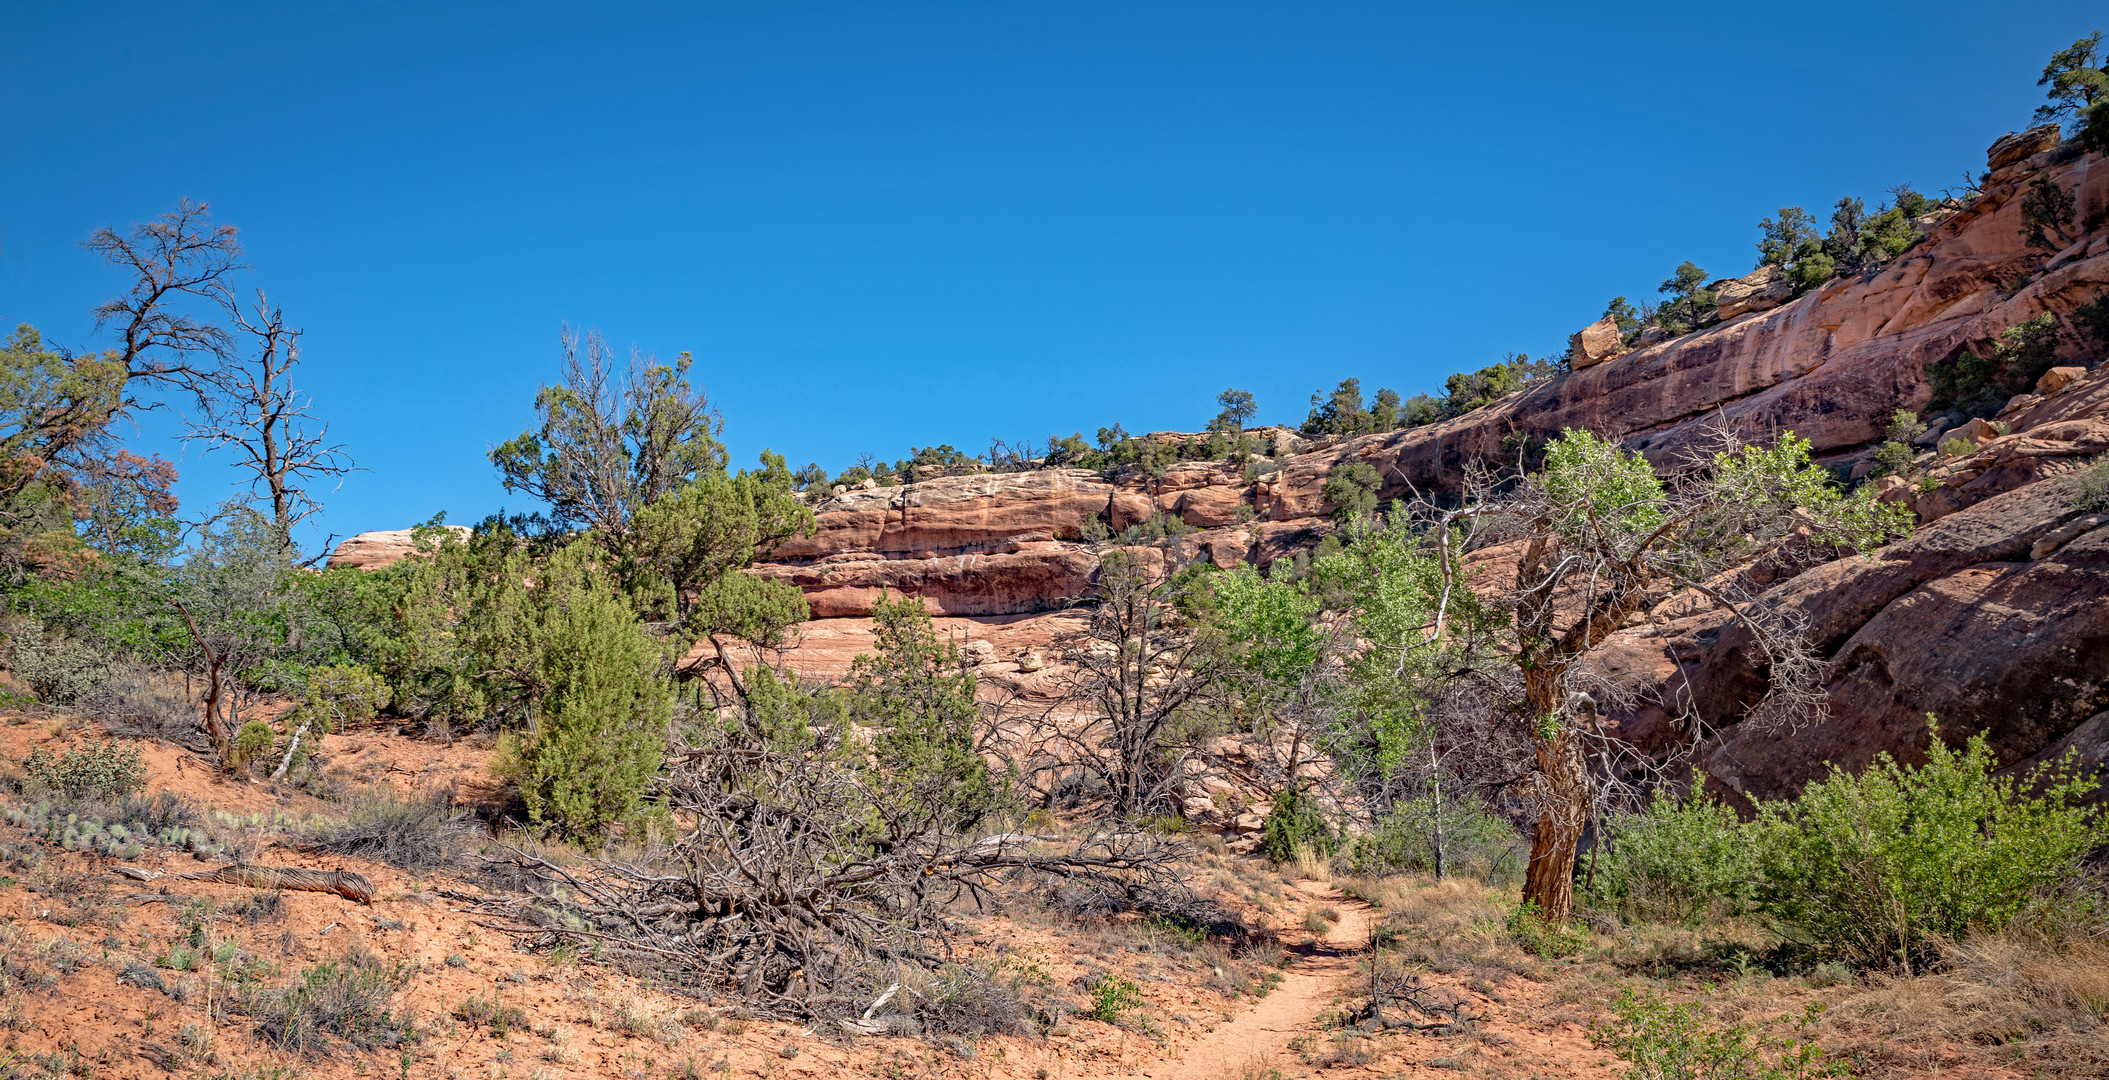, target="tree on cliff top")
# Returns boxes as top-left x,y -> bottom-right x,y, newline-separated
1214,388 -> 1258,433
2036,32 -> 2106,125
1655,262 -> 1714,335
